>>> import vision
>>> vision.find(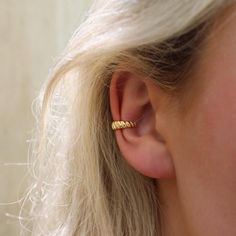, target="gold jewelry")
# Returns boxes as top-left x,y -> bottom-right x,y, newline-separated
111,120 -> 137,130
